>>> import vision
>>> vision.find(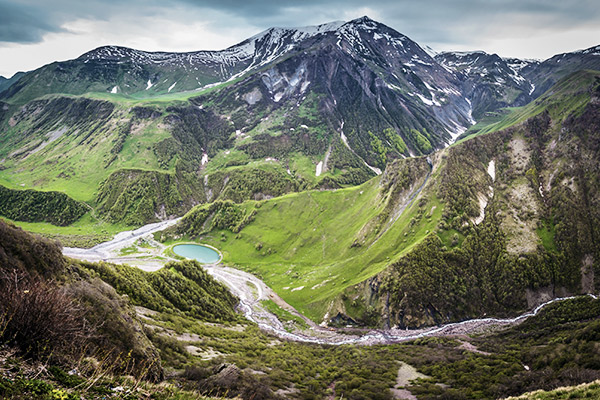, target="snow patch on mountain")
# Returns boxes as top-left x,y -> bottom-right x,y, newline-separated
574,44 -> 600,56
488,160 -> 496,181
315,161 -> 323,177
